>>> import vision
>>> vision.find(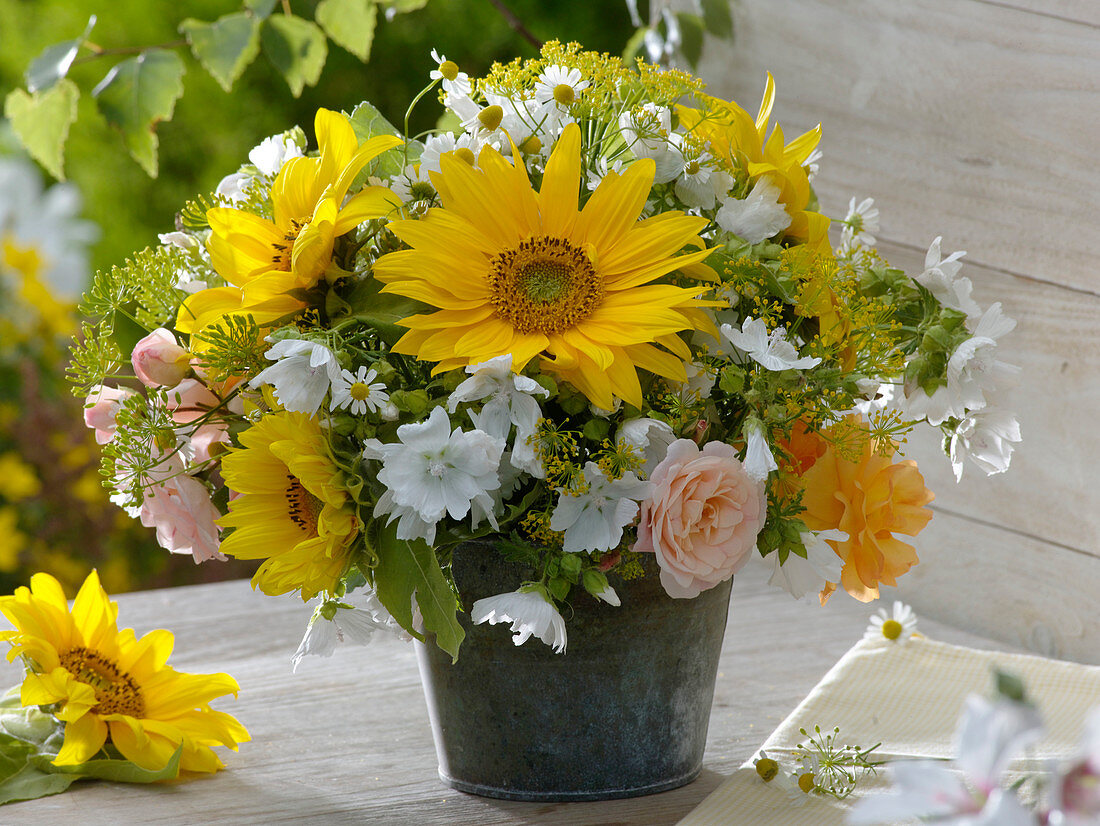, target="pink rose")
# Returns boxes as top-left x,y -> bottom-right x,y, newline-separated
166,379 -> 230,465
140,474 -> 225,563
83,385 -> 139,444
132,327 -> 191,388
634,439 -> 765,598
